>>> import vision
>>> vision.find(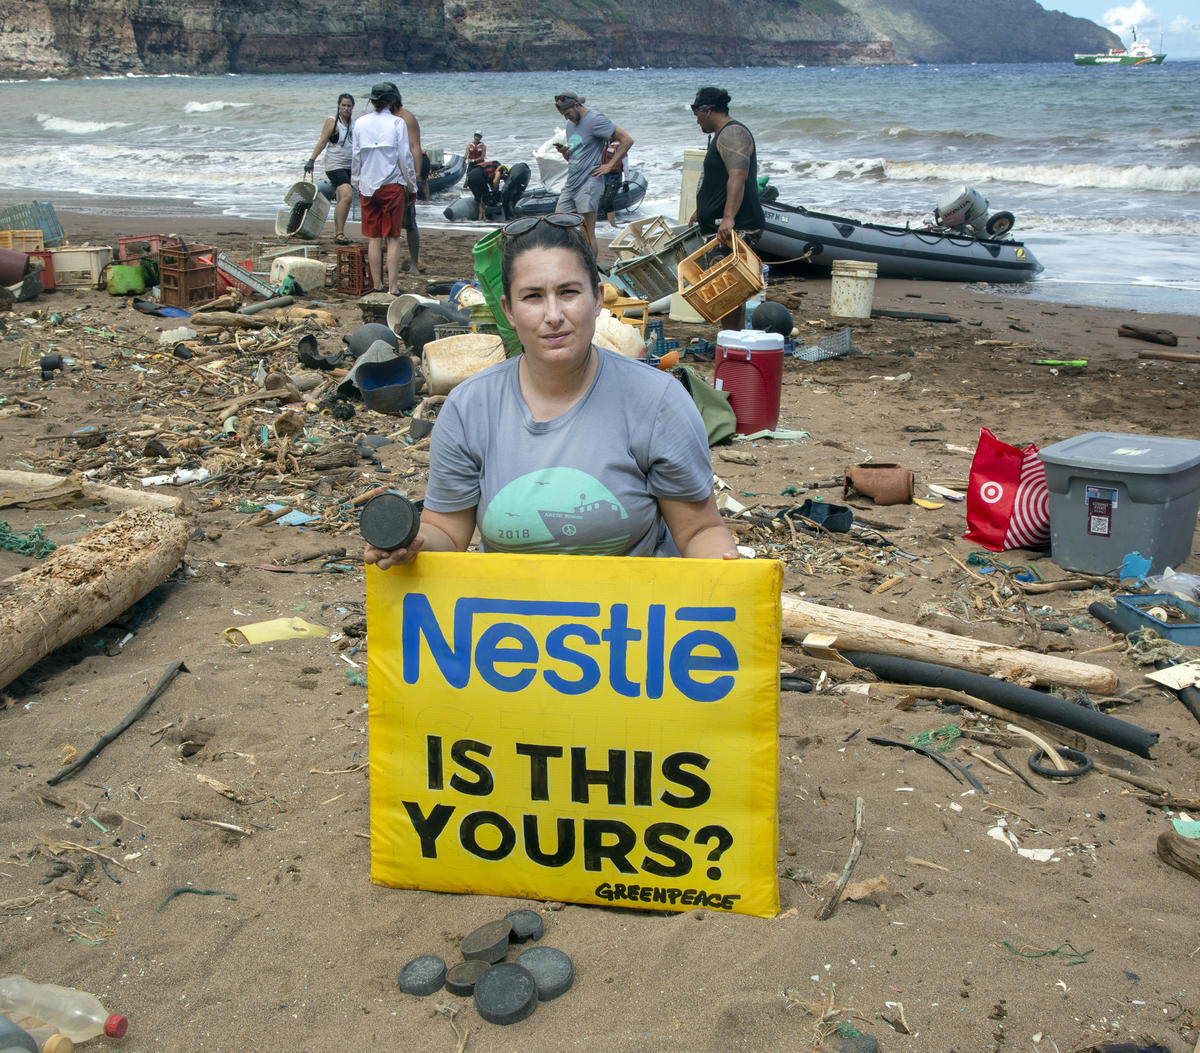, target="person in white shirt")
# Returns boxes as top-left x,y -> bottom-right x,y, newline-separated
351,82 -> 417,296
